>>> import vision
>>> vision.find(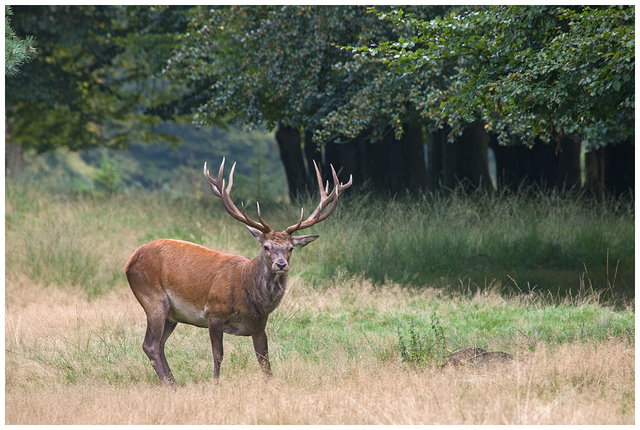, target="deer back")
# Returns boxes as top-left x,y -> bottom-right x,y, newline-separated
125,239 -> 257,326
